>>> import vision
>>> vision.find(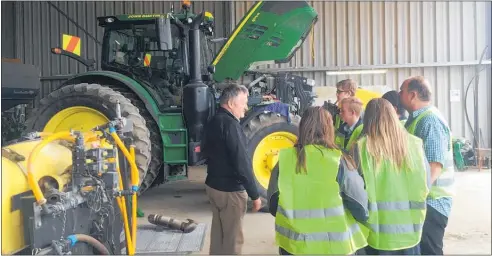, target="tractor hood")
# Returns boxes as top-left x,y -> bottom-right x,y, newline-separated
211,1 -> 318,82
